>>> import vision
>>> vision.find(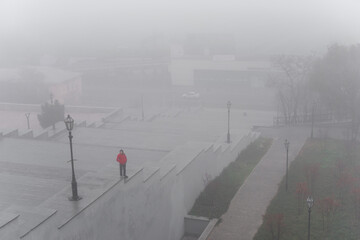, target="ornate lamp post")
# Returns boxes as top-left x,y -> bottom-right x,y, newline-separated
307,196 -> 314,240
227,101 -> 231,143
64,114 -> 81,201
284,139 -> 290,192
